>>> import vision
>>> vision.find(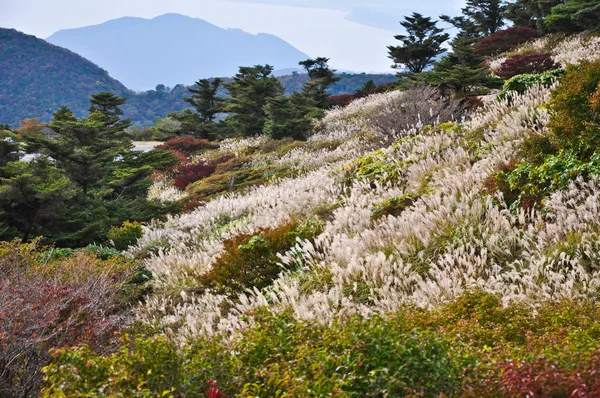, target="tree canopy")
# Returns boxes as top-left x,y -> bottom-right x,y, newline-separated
388,13 -> 450,74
